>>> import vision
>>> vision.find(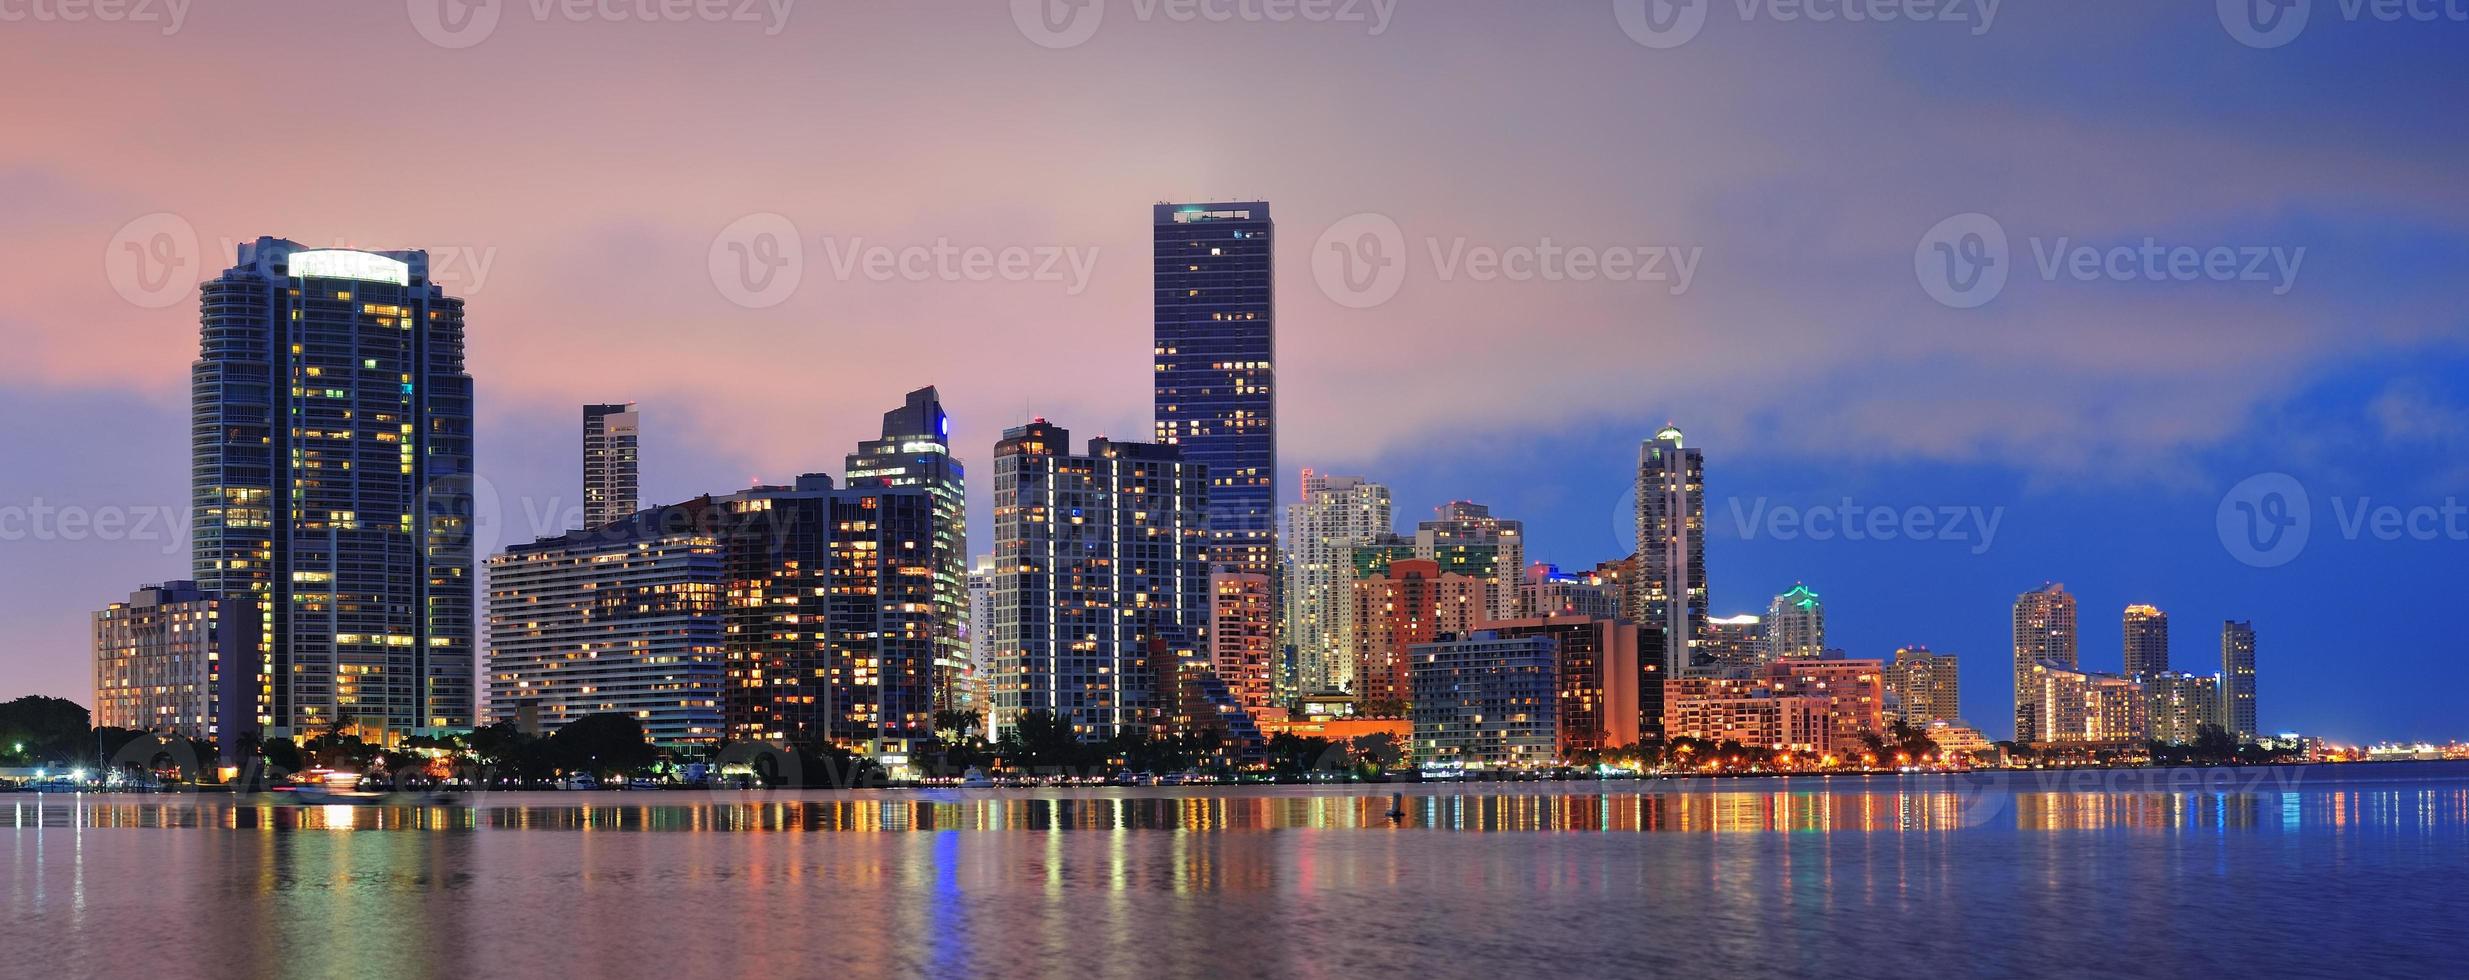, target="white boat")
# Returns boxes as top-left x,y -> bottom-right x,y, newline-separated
959,767 -> 995,788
